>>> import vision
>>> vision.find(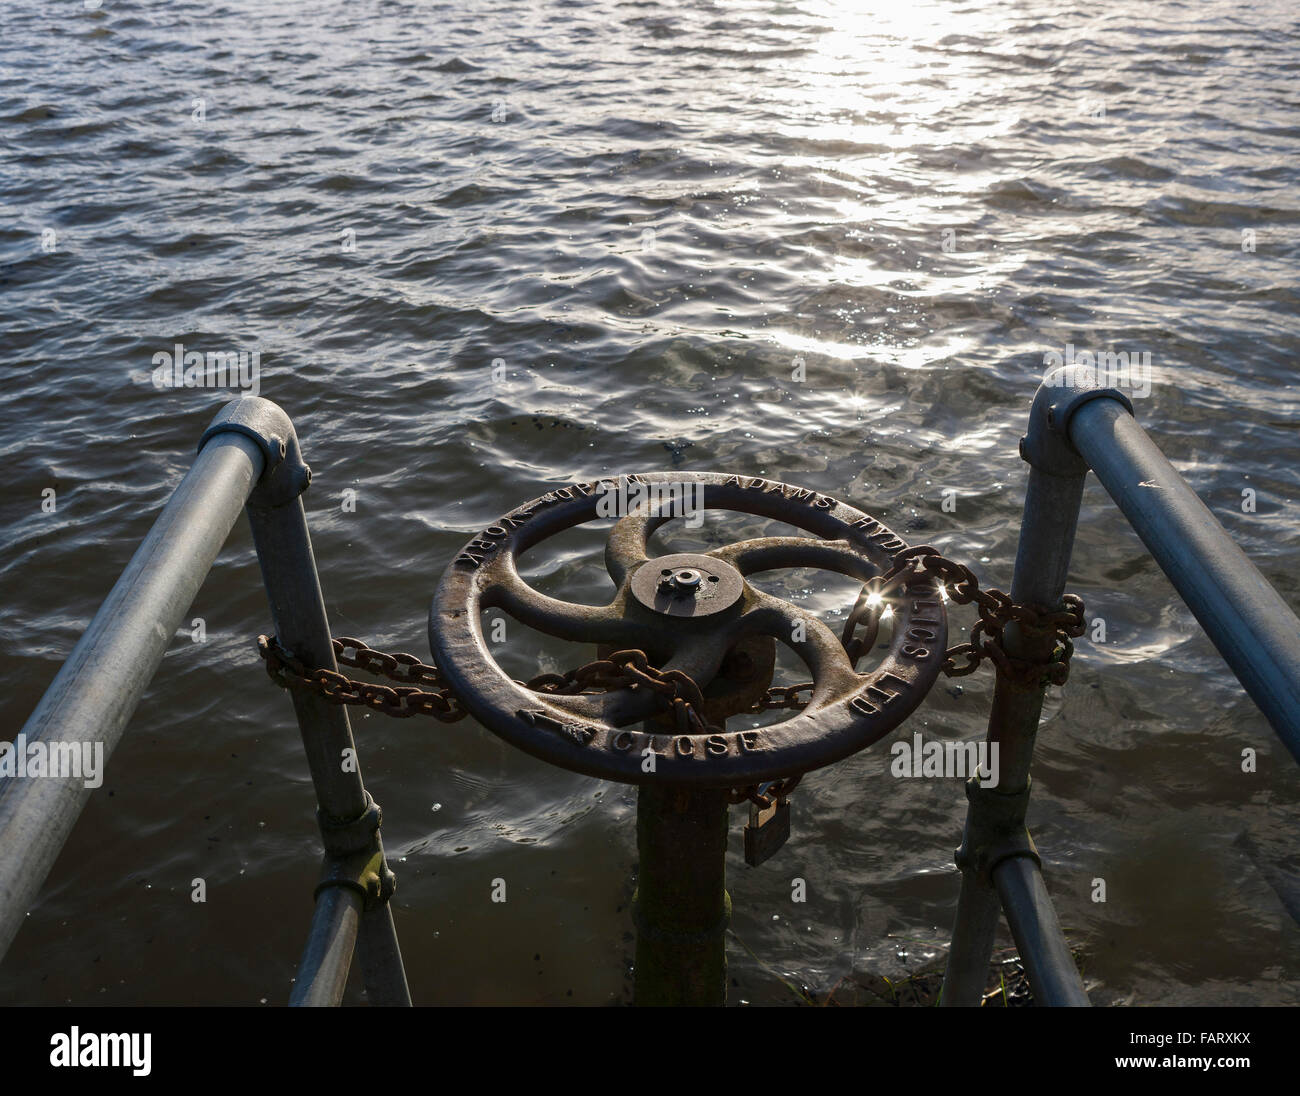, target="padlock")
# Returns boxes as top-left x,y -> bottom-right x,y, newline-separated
743,790 -> 791,867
